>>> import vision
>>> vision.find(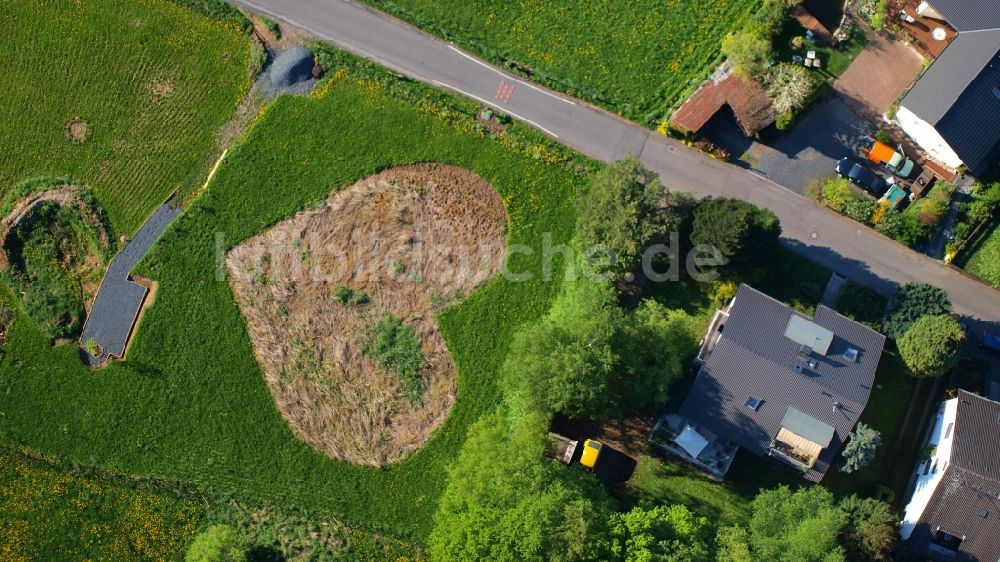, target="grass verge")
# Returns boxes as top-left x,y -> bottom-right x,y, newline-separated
961,221 -> 1000,288
360,0 -> 757,124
